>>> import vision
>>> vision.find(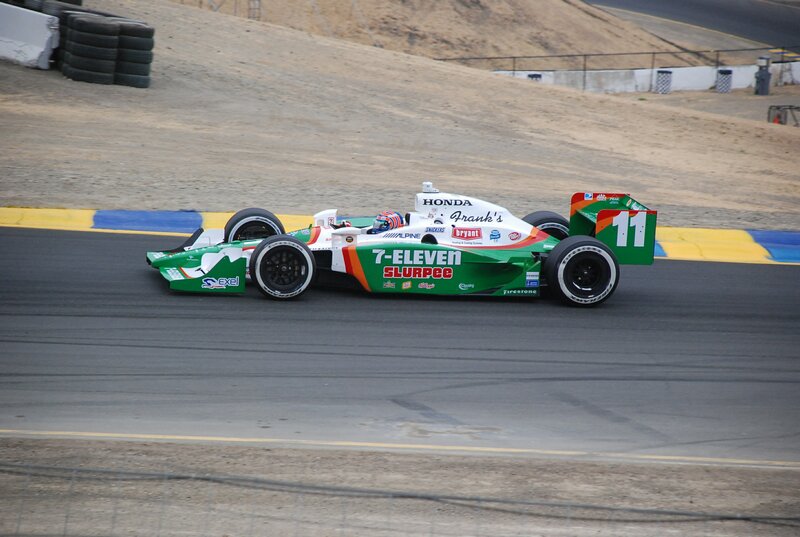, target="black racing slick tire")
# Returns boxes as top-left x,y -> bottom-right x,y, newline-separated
65,41 -> 117,60
68,15 -> 118,35
224,208 -> 285,242
249,236 -> 316,300
113,73 -> 150,88
63,65 -> 114,84
66,53 -> 115,73
116,61 -> 151,76
544,235 -> 619,307
523,210 -> 570,240
118,35 -> 154,51
116,49 -> 153,63
68,29 -> 119,48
